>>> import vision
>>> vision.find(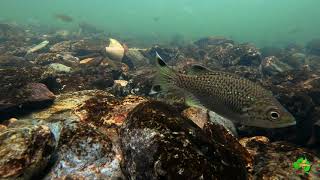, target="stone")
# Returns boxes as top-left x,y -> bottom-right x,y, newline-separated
240,136 -> 320,179
306,39 -> 320,56
0,82 -> 55,119
0,55 -> 32,68
120,101 -> 248,179
261,56 -> 293,76
0,124 -> 55,180
19,90 -> 147,179
47,120 -> 123,179
123,48 -> 150,68
47,63 -> 71,73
